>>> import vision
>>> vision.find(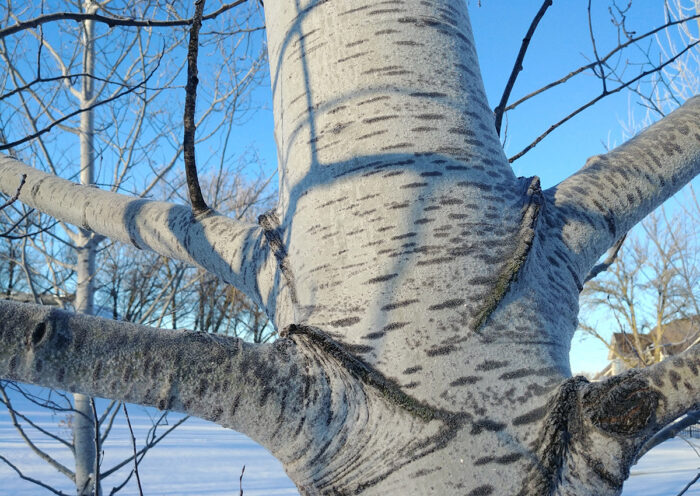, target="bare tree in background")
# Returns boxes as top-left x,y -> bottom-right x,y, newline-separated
0,0 -> 269,494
